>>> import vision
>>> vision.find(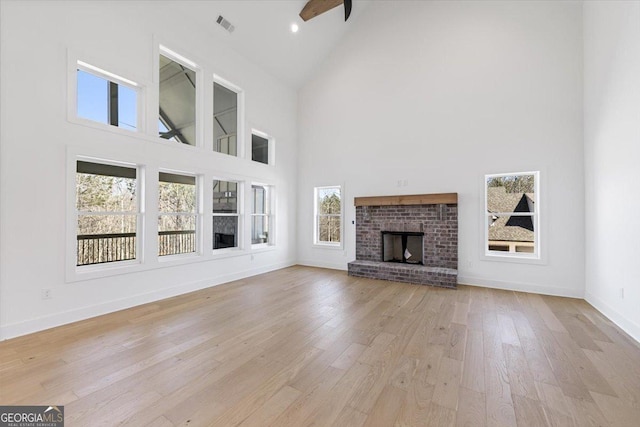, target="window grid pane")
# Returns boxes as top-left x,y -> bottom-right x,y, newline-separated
486,173 -> 537,256
214,82 -> 238,156
75,161 -> 138,266
159,172 -> 198,256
